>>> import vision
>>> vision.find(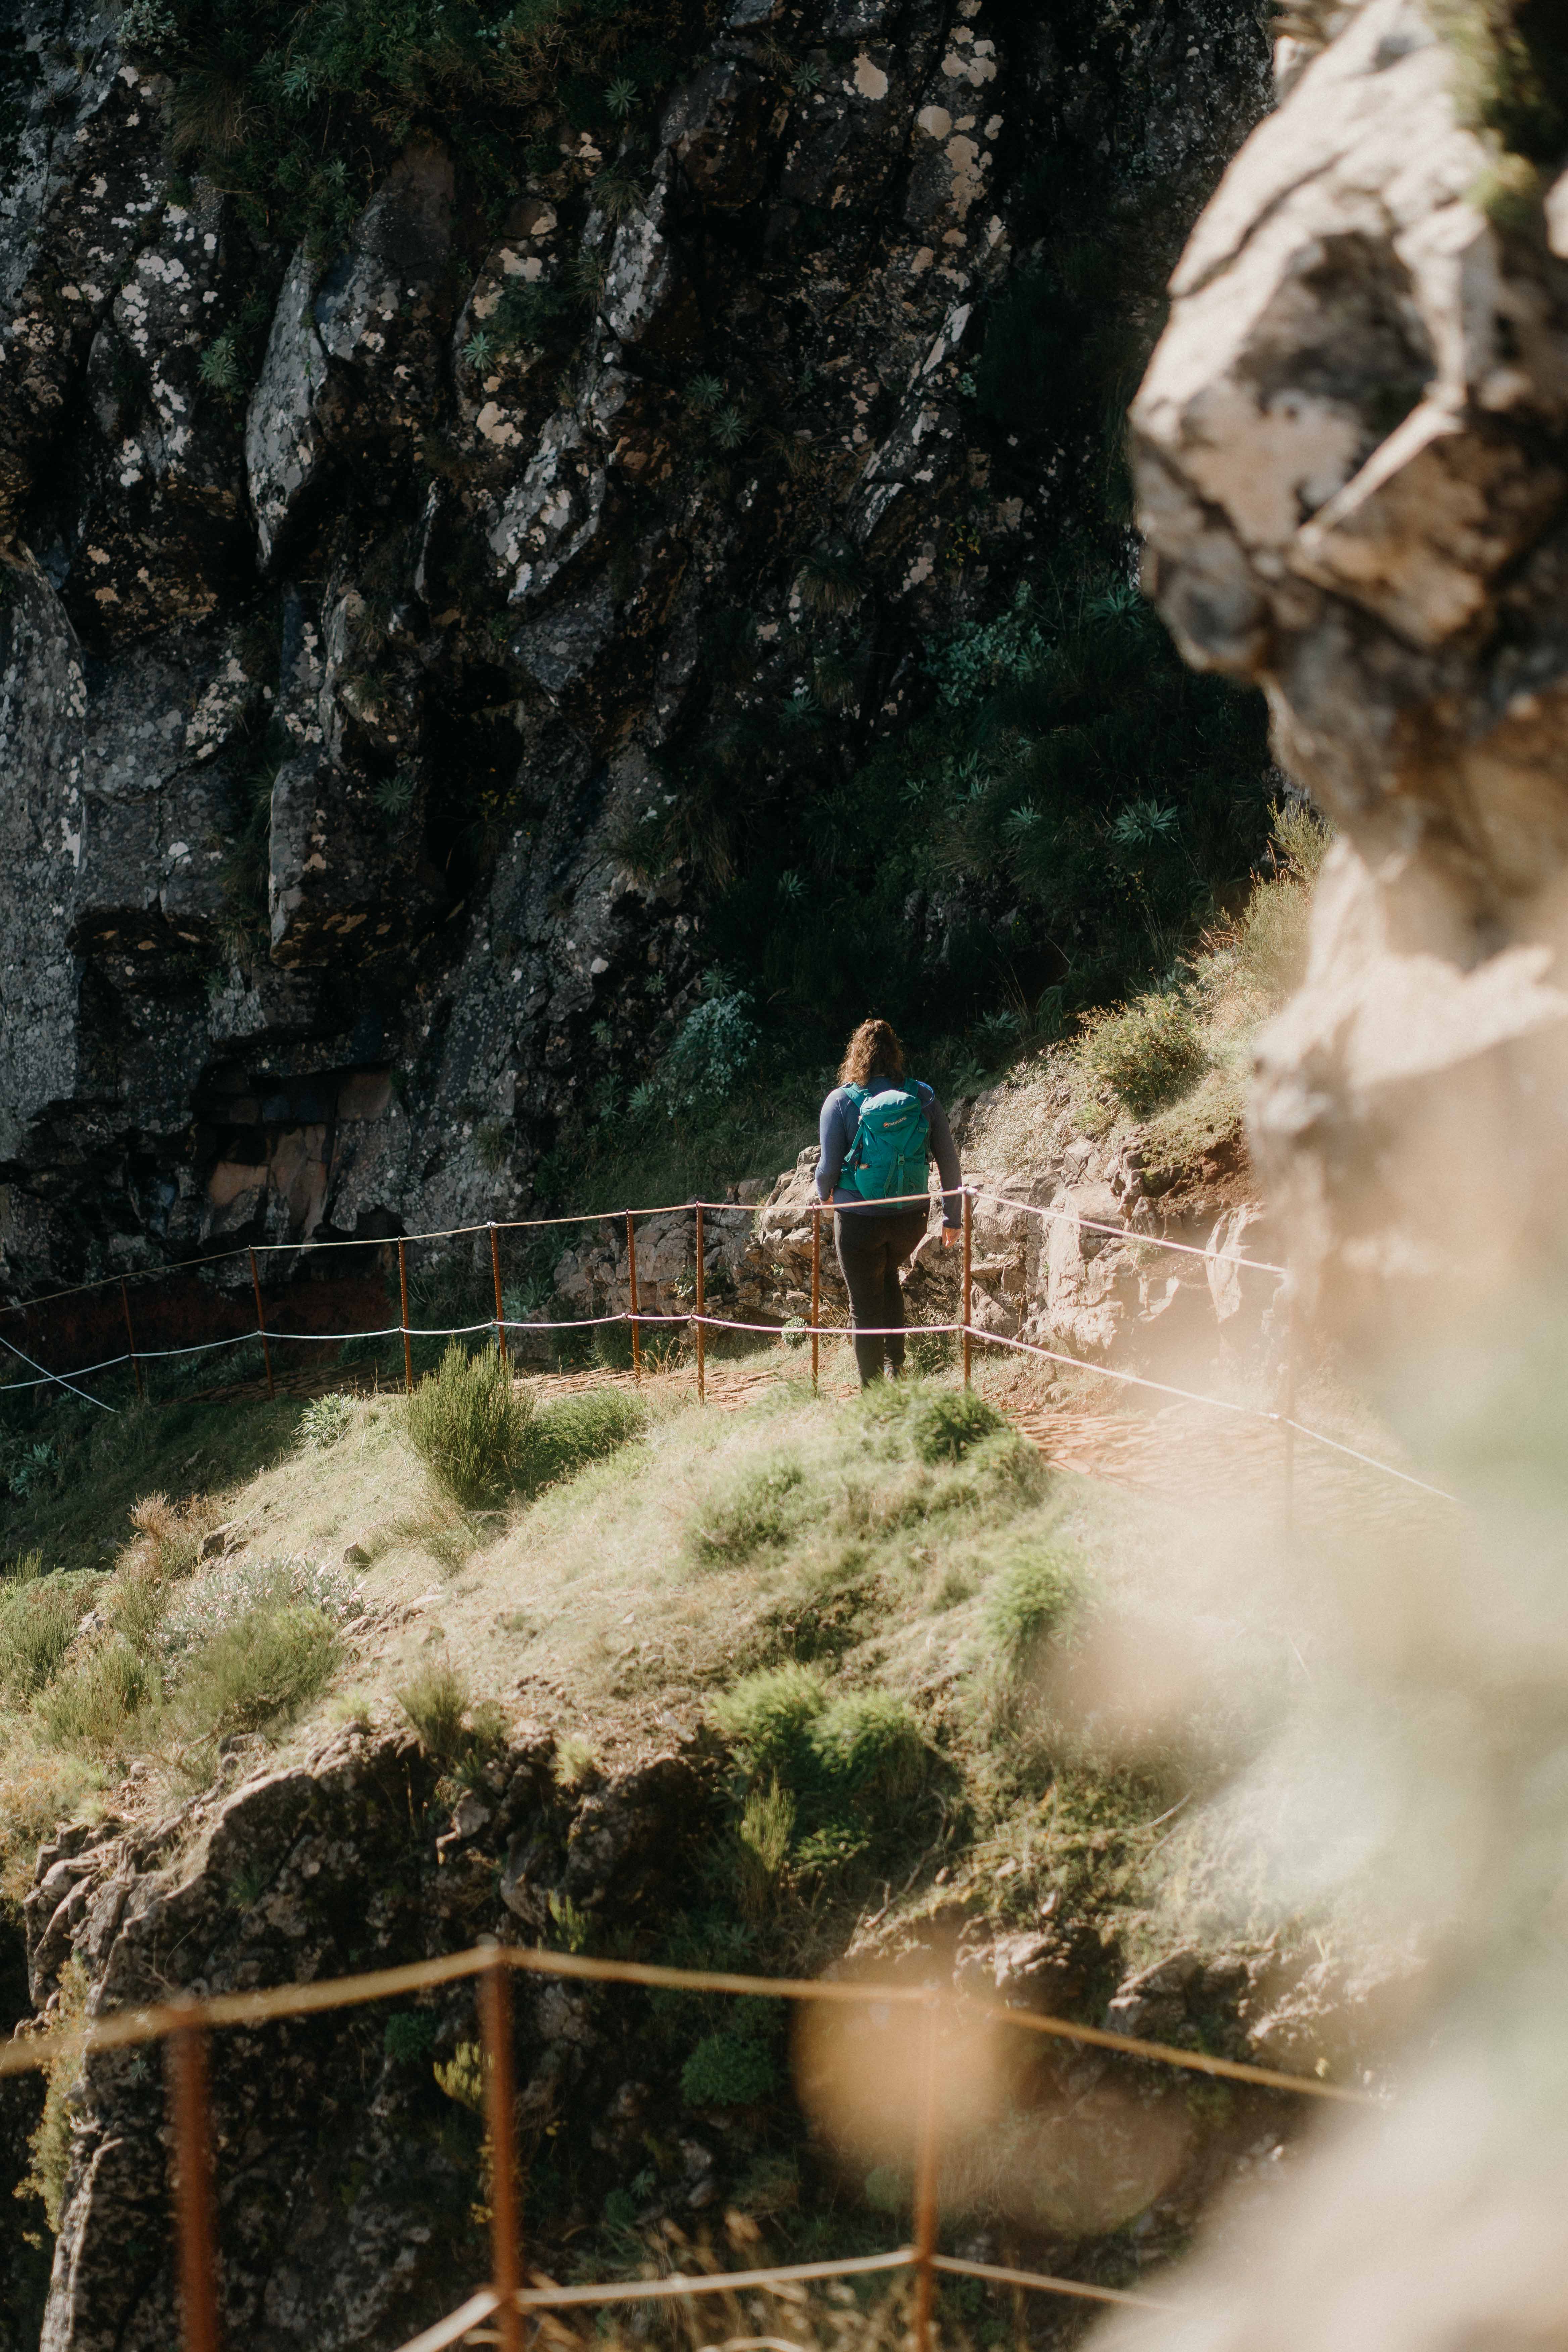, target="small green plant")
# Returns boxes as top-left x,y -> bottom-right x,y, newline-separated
525,1387 -> 646,1489
198,331 -> 243,400
981,1545 -> 1079,1678
711,1667 -> 927,1850
605,74 -> 637,115
906,1387 -> 1004,1465
711,402 -> 749,450
463,327 -> 497,370
384,2011 -> 437,2066
681,2029 -> 776,2108
433,2041 -> 484,2110
299,1392 -> 354,1449
732,1776 -> 796,1920
40,1637 -> 159,1754
374,767 -> 418,821
176,1603 -> 339,1744
475,1119 -> 509,1173
395,1658 -> 471,1765
553,1732 -> 597,1789
688,1456 -> 805,1565
1077,991 -> 1208,1120
377,2013 -> 434,2071
685,373 -> 725,412
794,538 -> 865,618
18,1956 -> 88,2232
547,1887 -> 591,1948
0,1574 -> 81,1700
404,1342 -> 535,1509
